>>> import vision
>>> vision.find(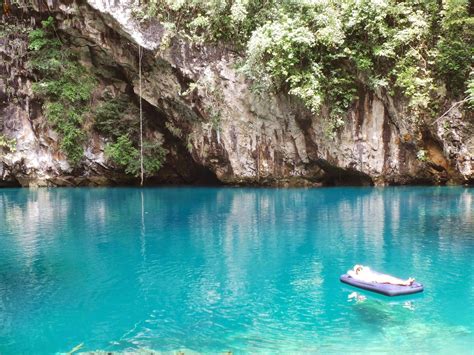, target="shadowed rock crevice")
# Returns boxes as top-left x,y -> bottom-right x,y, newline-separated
0,168 -> 20,187
314,159 -> 374,186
